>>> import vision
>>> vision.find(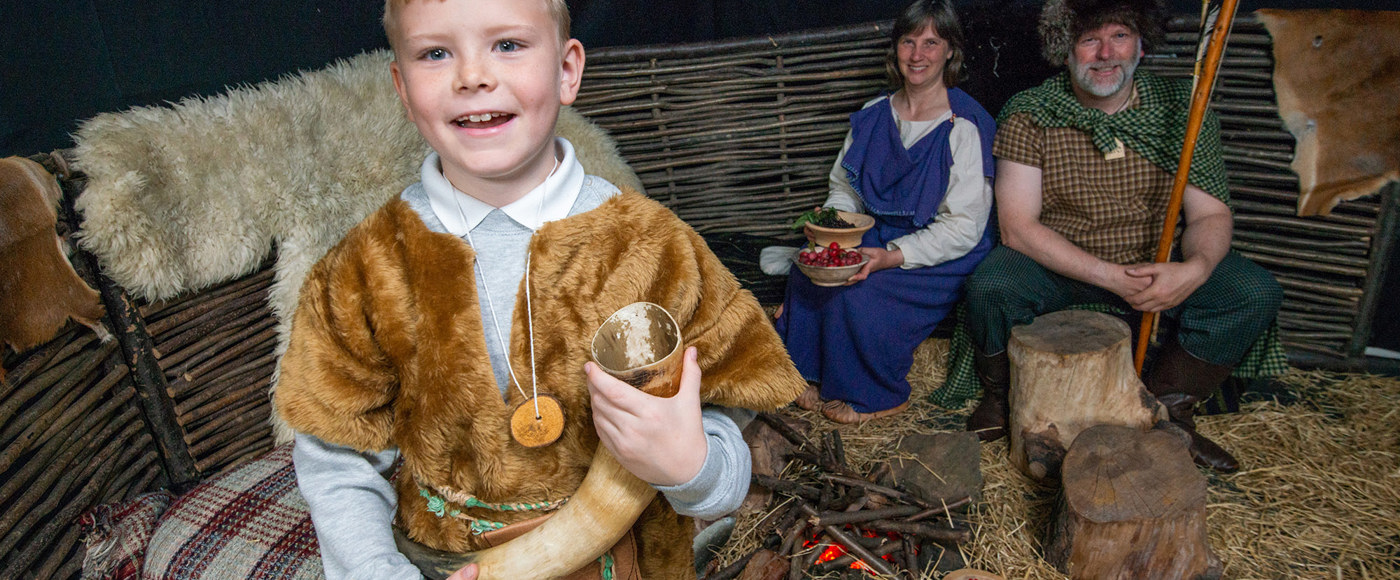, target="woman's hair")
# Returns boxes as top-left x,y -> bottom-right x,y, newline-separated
884,0 -> 967,90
